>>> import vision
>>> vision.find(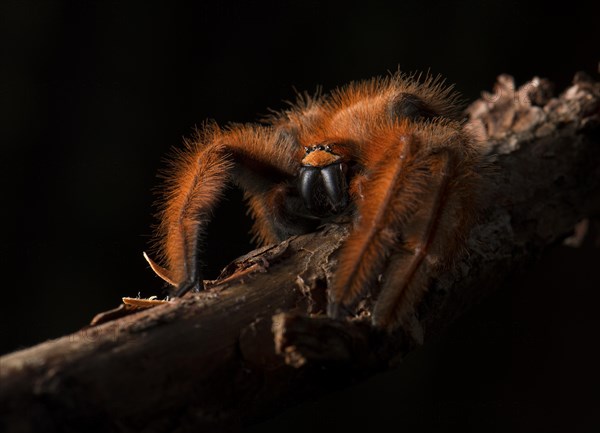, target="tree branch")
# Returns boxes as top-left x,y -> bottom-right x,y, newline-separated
1,72 -> 599,433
